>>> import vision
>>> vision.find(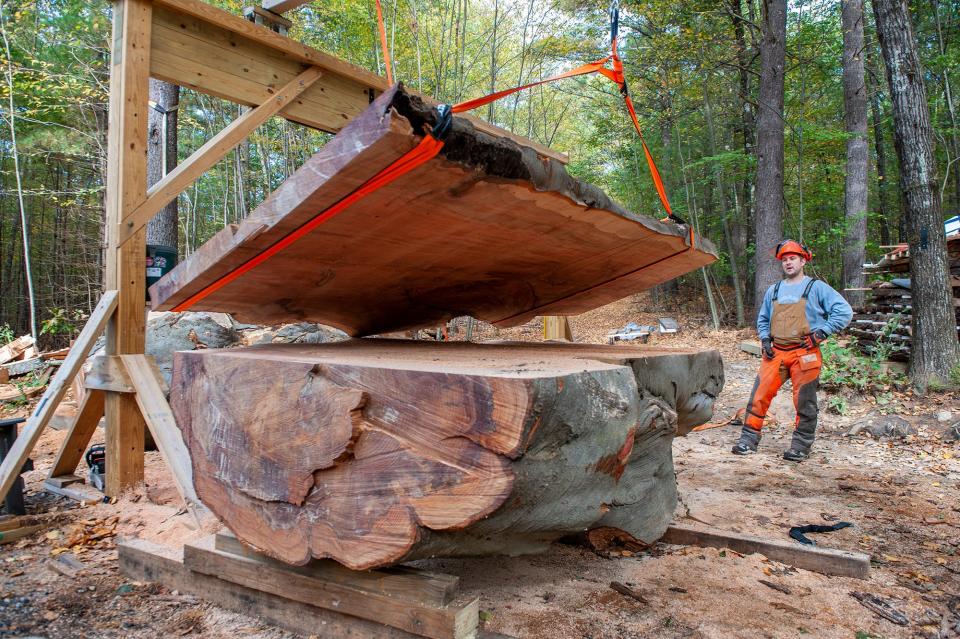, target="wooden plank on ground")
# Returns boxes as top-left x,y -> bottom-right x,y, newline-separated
0,291 -> 117,503
49,389 -> 105,479
215,532 -> 460,607
2,357 -> 46,378
739,341 -> 762,357
120,537 -> 480,639
184,537 -> 479,639
120,354 -> 203,515
661,524 -> 870,579
0,524 -> 44,544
